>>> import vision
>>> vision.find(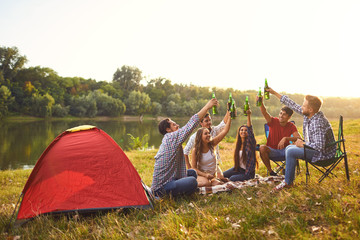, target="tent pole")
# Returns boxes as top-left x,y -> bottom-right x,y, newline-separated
6,193 -> 23,232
